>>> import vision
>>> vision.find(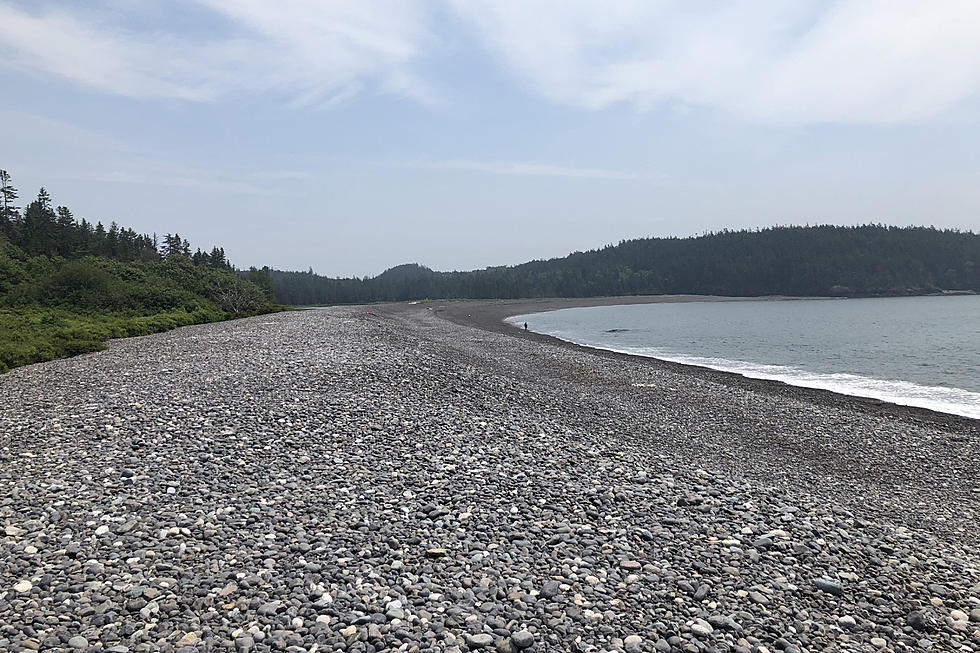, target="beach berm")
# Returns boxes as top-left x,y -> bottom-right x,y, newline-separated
1,303 -> 978,652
